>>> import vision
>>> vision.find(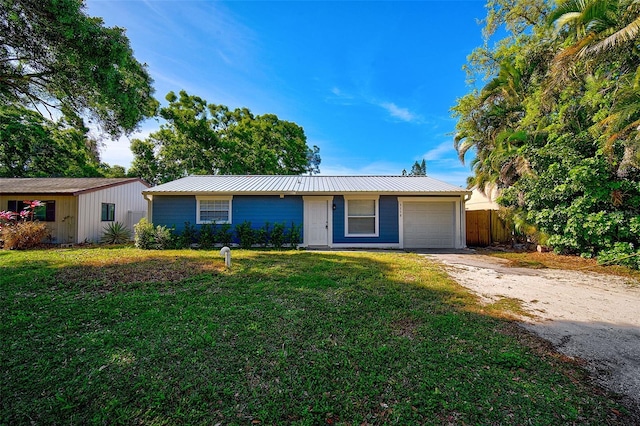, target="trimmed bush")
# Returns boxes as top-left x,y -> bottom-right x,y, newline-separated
287,222 -> 302,248
199,223 -> 216,249
176,222 -> 198,249
270,222 -> 285,249
235,220 -> 255,249
217,223 -> 233,247
134,218 -> 175,250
